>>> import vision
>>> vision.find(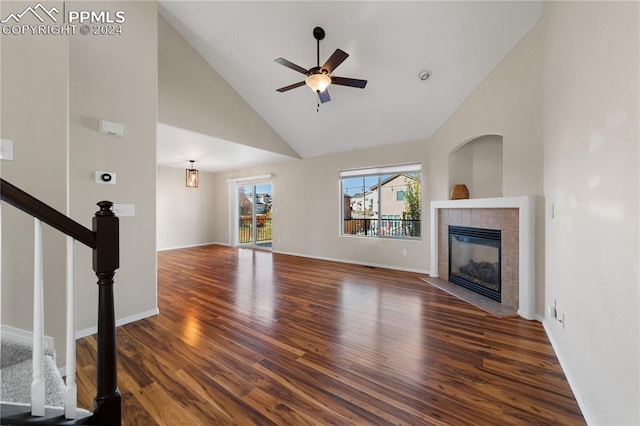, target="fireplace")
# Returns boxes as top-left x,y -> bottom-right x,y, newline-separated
449,226 -> 501,301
